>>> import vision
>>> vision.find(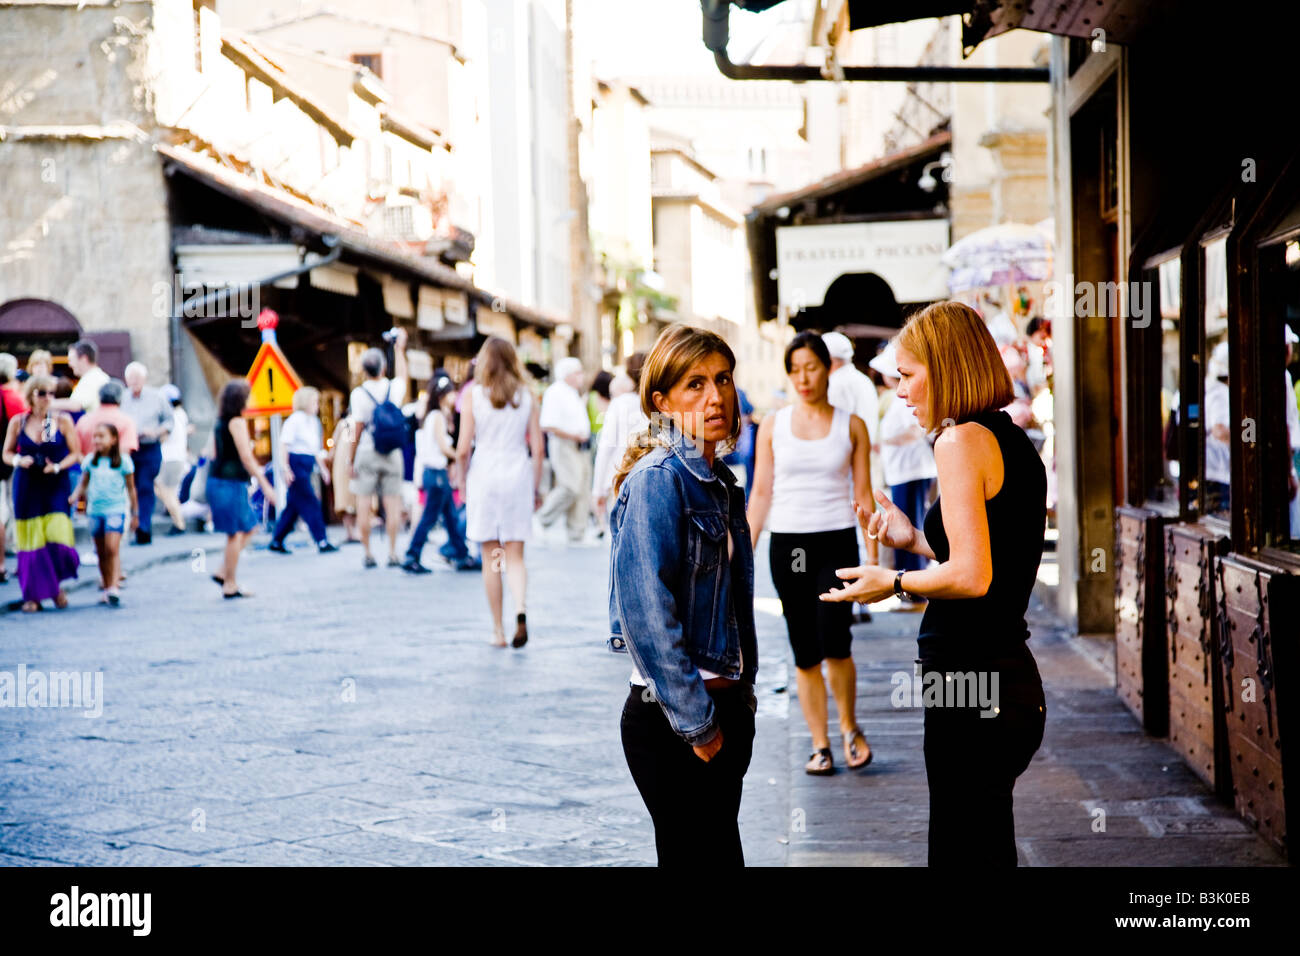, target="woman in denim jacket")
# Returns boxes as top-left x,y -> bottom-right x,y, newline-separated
608,324 -> 759,867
